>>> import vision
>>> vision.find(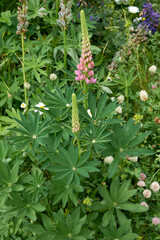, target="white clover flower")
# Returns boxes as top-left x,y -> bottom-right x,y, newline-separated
115,106 -> 122,114
104,156 -> 114,164
150,181 -> 160,193
140,202 -> 149,208
137,180 -> 145,187
21,103 -> 26,108
87,109 -> 92,117
140,90 -> 148,101
127,156 -> 138,162
24,82 -> 30,89
111,97 -> 115,101
34,102 -> 49,115
149,65 -> 157,73
143,189 -> 151,199
38,7 -> 48,18
117,95 -> 124,104
128,6 -> 139,14
129,26 -> 134,32
50,73 -> 57,81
